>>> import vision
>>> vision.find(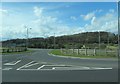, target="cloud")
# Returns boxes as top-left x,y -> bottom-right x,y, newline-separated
91,16 -> 96,24
70,16 -> 77,20
31,6 -> 85,37
81,12 -> 95,21
83,12 -> 117,33
33,6 -> 43,17
95,9 -> 103,13
31,7 -> 118,38
98,9 -> 103,13
0,8 -> 8,14
1,6 -> 117,41
109,9 -> 115,13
